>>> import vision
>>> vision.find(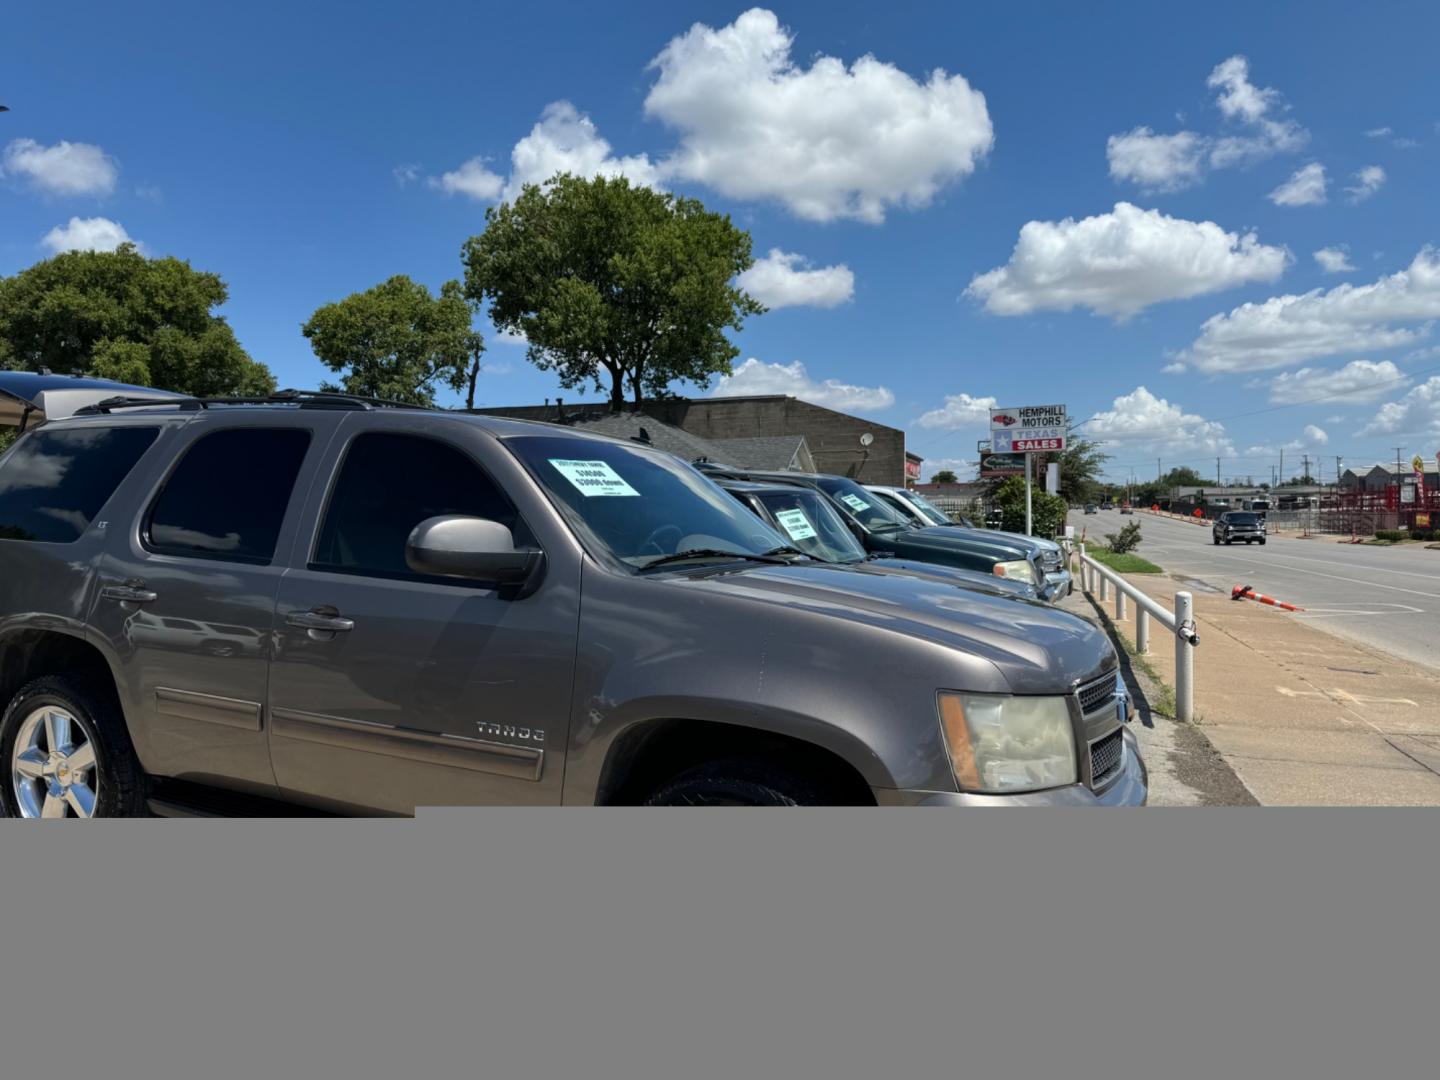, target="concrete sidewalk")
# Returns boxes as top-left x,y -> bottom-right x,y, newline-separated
1085,568 -> 1440,805
1055,588 -> 1256,806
